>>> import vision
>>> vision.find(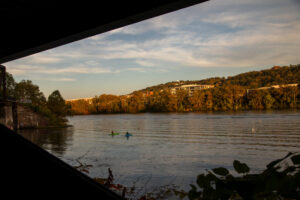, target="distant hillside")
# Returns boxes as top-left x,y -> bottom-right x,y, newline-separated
68,64 -> 300,114
133,64 -> 300,94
